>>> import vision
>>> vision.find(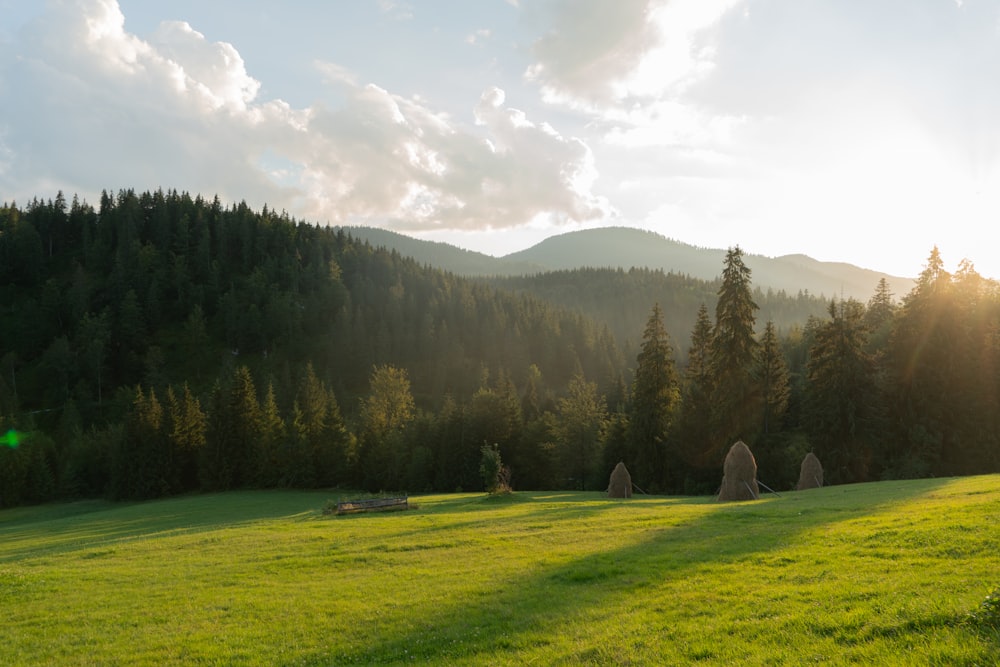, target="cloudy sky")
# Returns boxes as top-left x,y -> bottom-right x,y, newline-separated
3,0 -> 1000,279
